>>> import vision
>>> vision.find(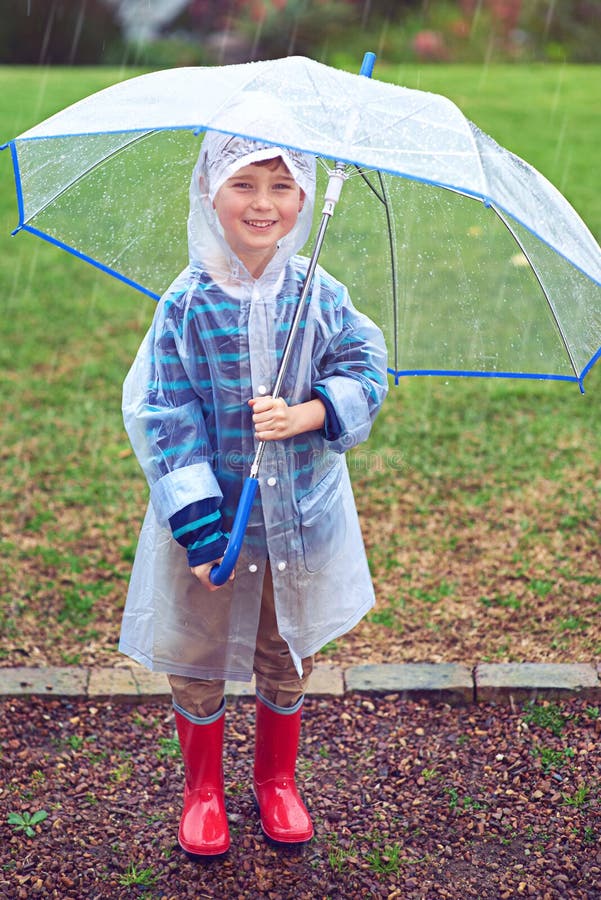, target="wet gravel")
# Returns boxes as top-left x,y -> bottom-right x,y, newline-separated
1,693 -> 600,899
